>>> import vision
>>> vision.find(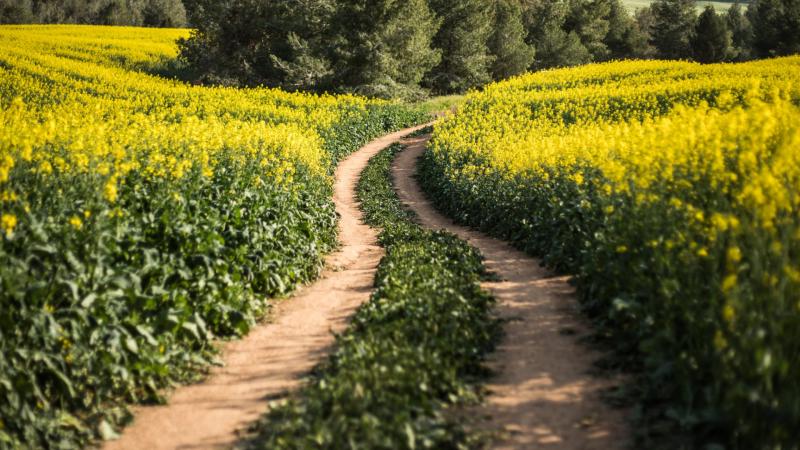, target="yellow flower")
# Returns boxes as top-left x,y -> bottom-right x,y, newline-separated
616,245 -> 628,254
1,213 -> 17,237
722,275 -> 738,293
69,216 -> 83,230
104,178 -> 118,203
727,246 -> 742,265
722,304 -> 735,322
713,330 -> 727,350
